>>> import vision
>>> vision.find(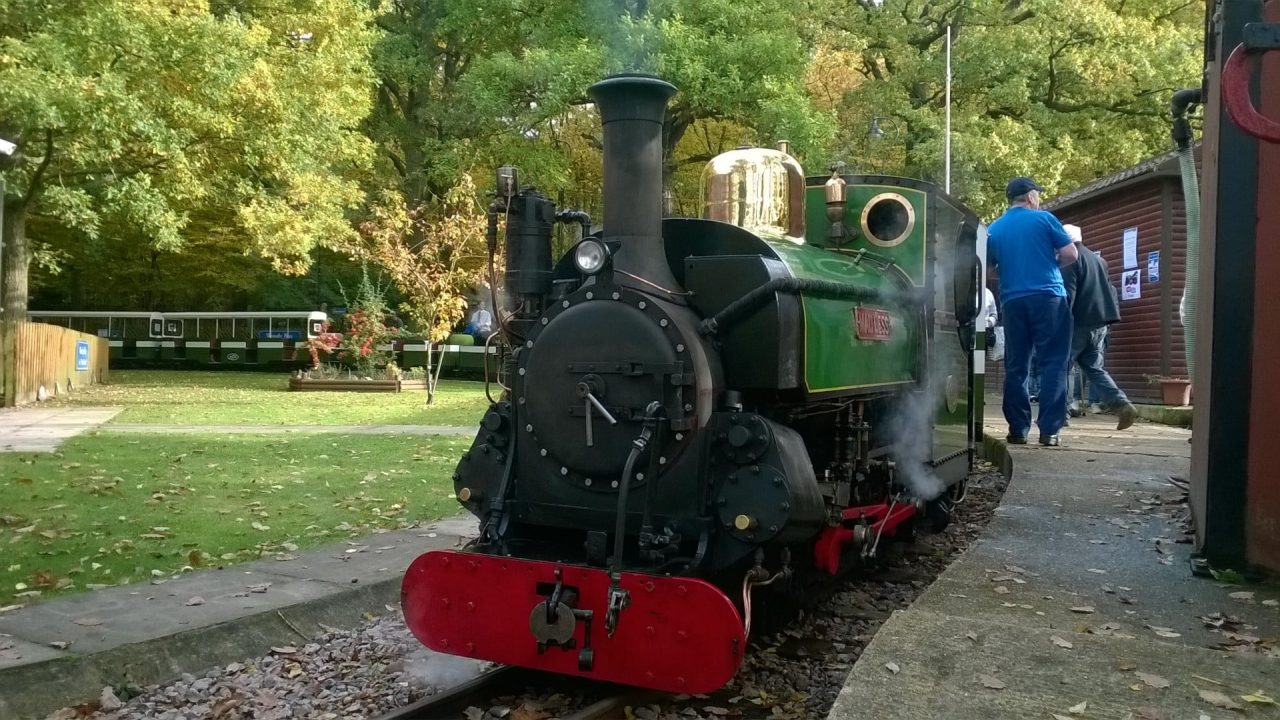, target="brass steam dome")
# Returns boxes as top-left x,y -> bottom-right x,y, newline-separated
700,144 -> 806,243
